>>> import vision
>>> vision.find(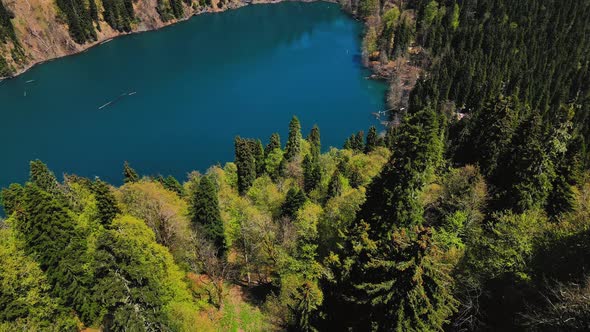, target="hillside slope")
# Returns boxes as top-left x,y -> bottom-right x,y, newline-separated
0,0 -> 291,78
